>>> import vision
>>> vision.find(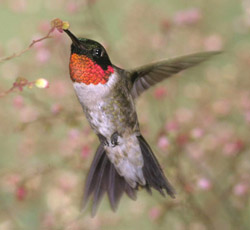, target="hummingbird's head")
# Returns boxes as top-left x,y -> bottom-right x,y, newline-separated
64,29 -> 114,85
